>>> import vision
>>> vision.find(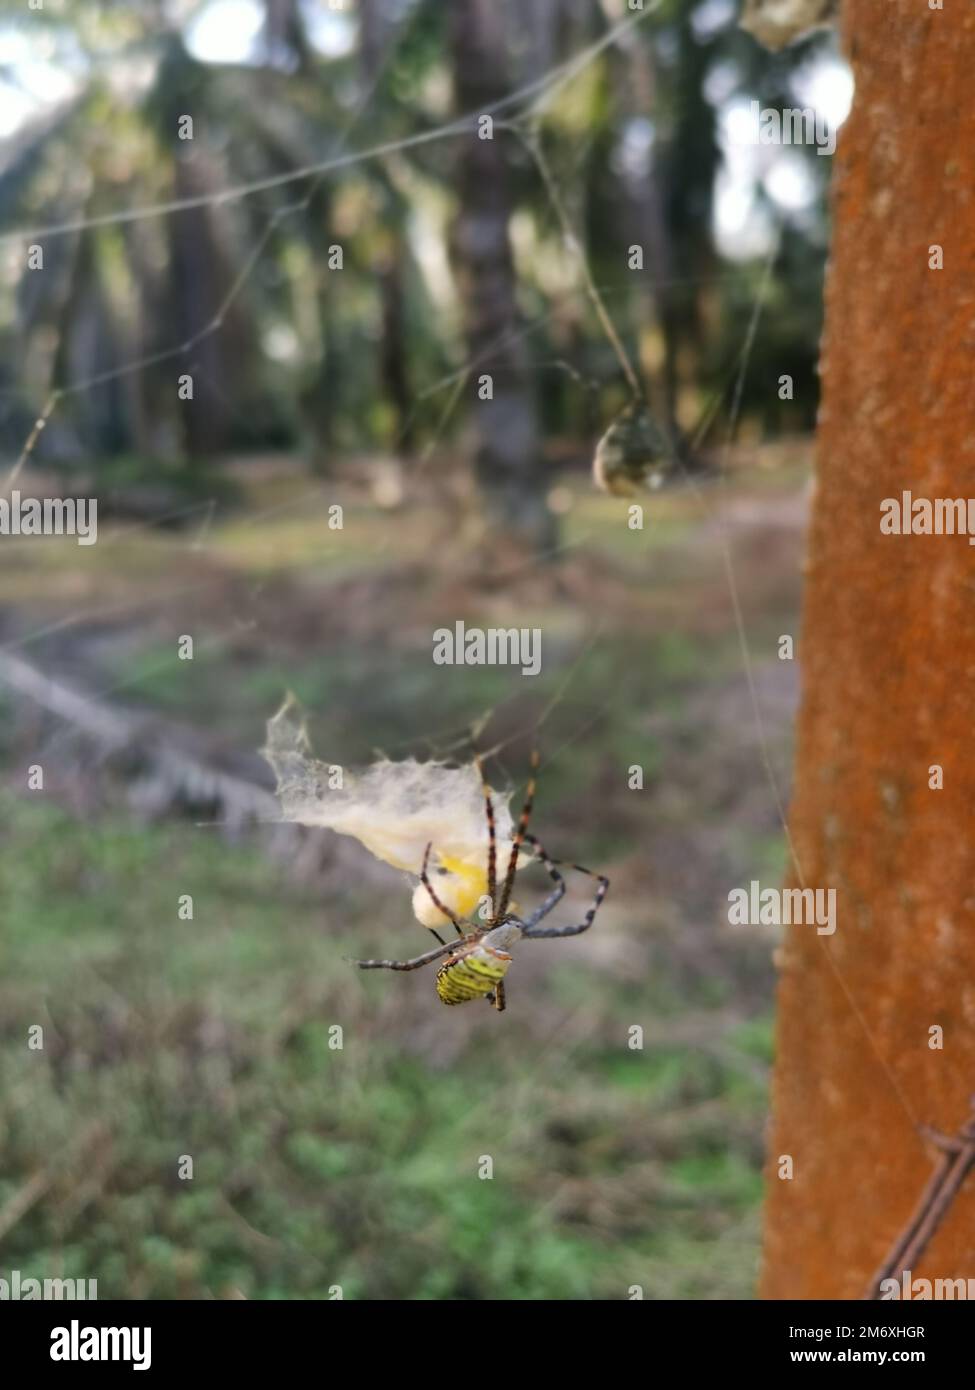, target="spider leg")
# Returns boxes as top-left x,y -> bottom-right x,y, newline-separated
420,841 -> 465,937
475,752 -> 498,914
521,859 -> 609,939
520,832 -> 567,926
492,979 -> 506,1012
497,748 -> 539,917
351,939 -> 459,972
